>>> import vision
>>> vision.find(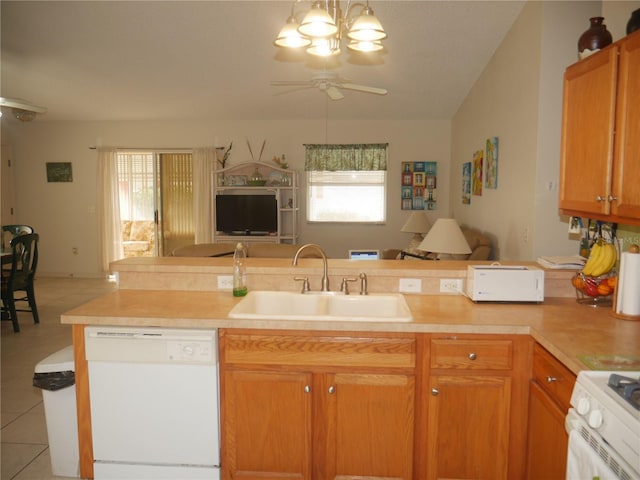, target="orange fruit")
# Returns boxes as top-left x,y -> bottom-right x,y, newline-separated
597,283 -> 612,296
572,275 -> 585,290
606,276 -> 617,289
